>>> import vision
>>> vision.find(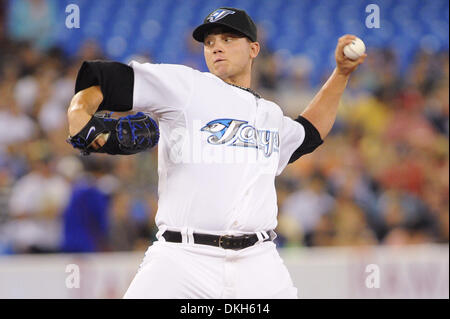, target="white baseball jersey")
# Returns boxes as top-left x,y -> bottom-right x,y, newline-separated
128,61 -> 306,234
73,59 -> 323,299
